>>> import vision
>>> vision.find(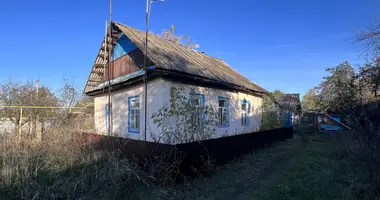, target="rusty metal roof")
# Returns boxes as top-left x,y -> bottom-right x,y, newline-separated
84,22 -> 268,94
